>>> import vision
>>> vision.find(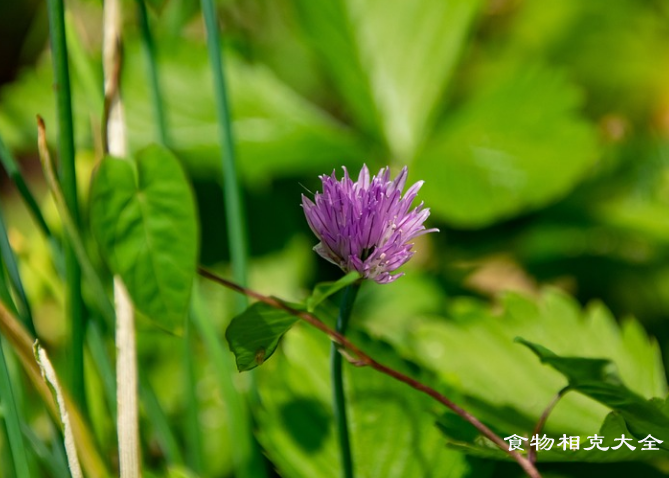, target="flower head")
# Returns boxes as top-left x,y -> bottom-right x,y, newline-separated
301,165 -> 438,284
